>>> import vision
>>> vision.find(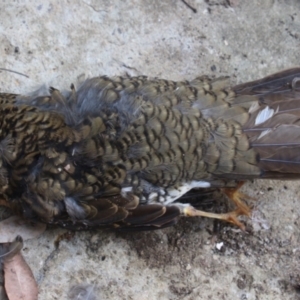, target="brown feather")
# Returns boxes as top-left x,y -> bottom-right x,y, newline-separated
1,69 -> 300,230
